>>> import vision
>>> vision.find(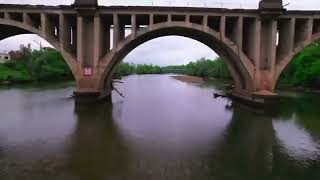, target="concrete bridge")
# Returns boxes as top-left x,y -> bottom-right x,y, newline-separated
0,0 -> 319,104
